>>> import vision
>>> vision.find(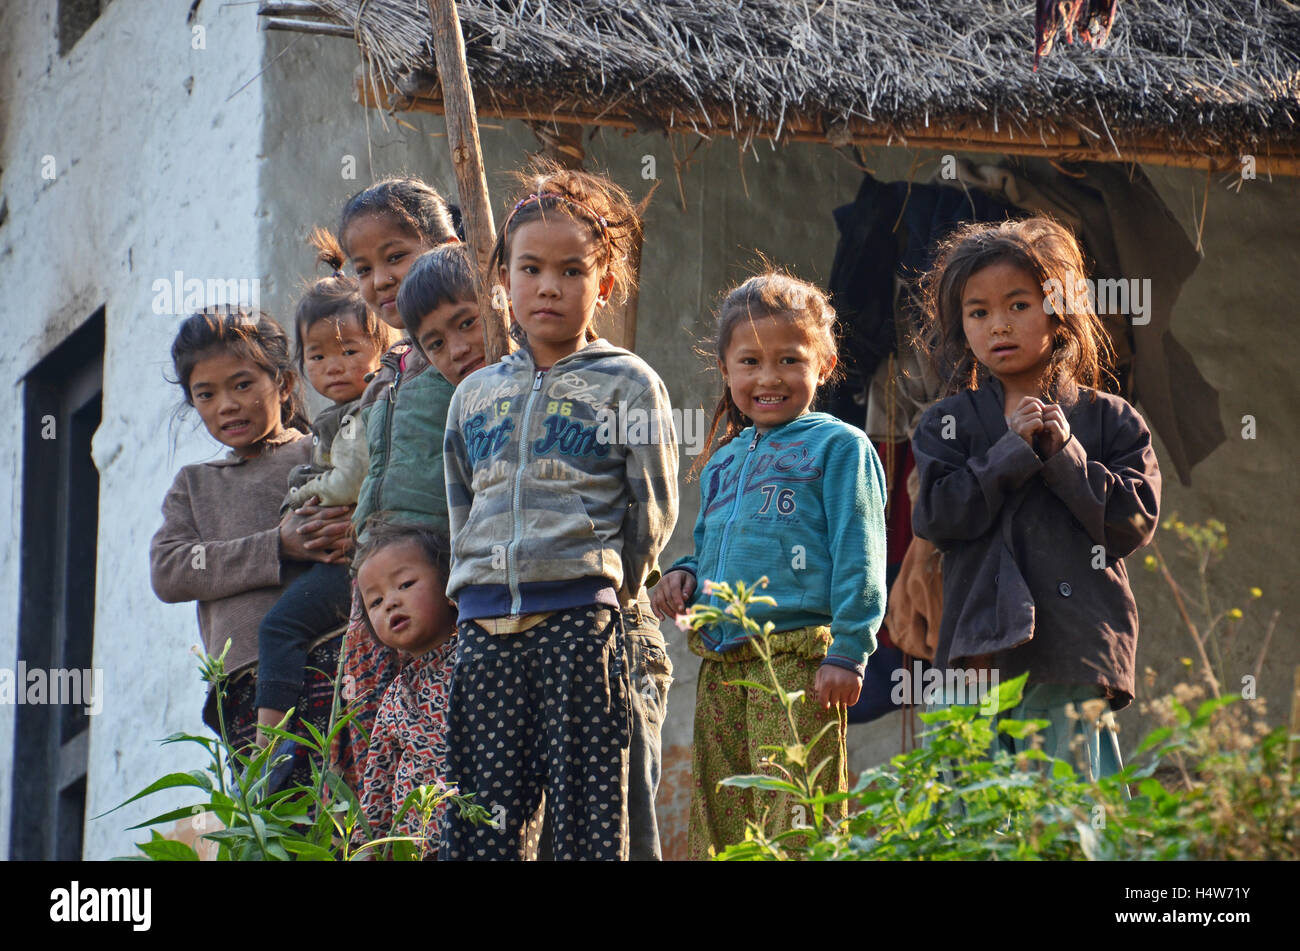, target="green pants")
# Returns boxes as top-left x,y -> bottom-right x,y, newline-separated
689,650 -> 848,859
